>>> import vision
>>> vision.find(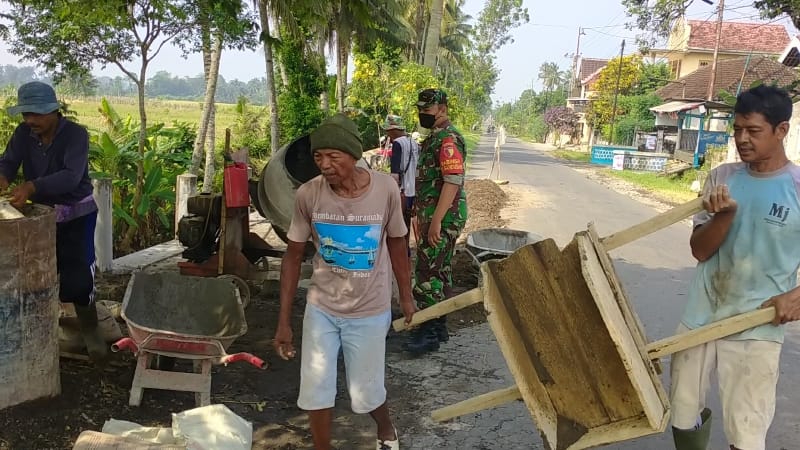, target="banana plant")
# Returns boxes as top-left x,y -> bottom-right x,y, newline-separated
89,99 -> 195,250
